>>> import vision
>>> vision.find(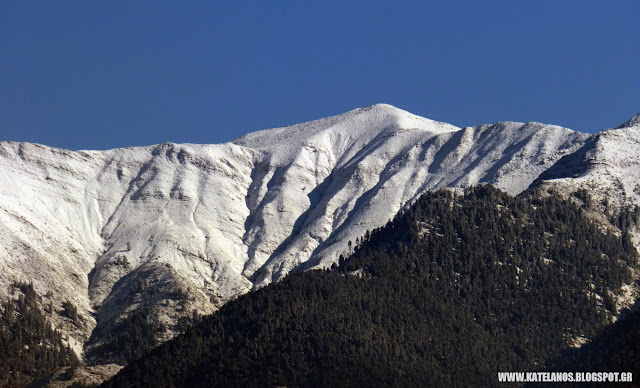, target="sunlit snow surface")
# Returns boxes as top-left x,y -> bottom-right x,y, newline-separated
2,104 -> 638,355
